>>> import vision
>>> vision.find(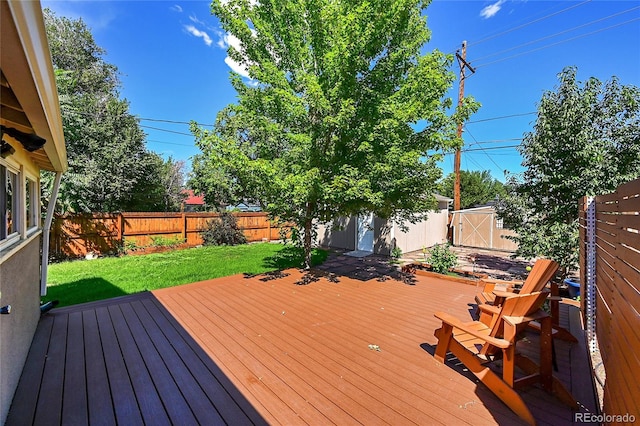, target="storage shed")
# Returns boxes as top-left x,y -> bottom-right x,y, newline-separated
450,205 -> 518,251
316,195 -> 451,256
